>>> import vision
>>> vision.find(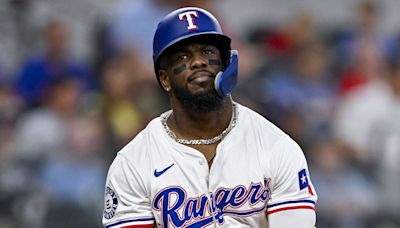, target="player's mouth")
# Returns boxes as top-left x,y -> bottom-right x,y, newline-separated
188,70 -> 214,84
